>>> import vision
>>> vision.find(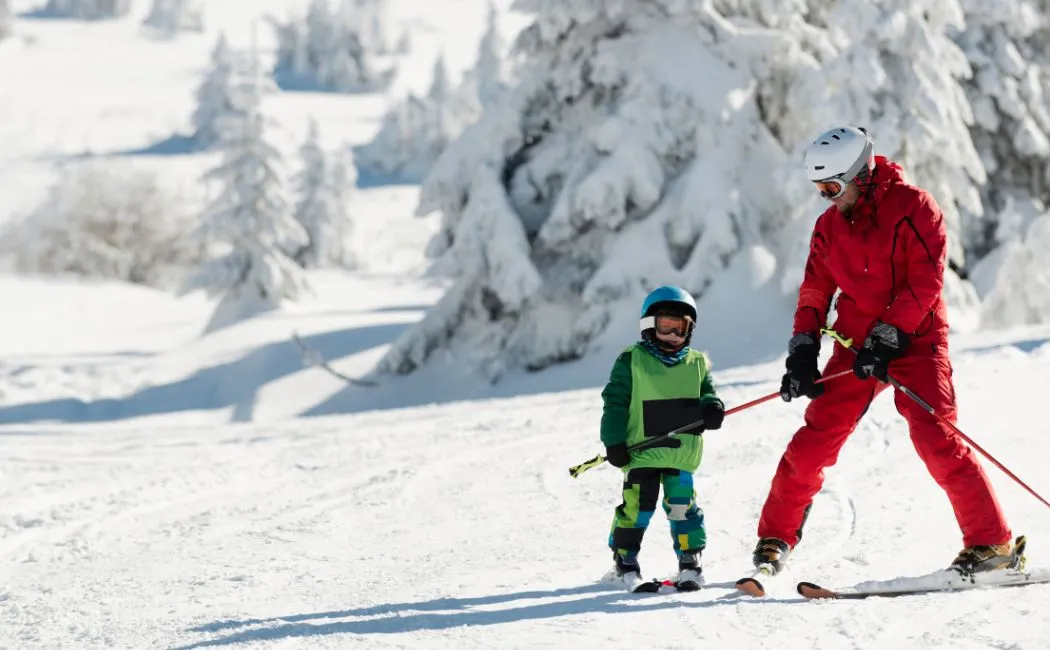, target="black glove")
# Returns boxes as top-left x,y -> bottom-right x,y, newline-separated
780,332 -> 825,402
701,401 -> 725,430
854,322 -> 909,382
605,442 -> 630,468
